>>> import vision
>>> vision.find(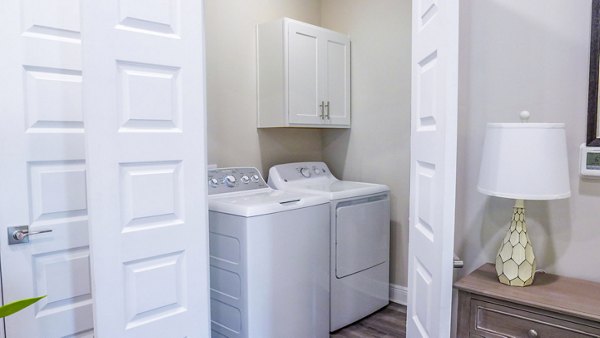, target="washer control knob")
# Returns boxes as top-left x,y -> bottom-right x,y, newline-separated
209,178 -> 219,187
224,175 -> 236,187
300,167 -> 311,178
314,168 -> 322,175
250,174 -> 260,182
240,175 -> 250,184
